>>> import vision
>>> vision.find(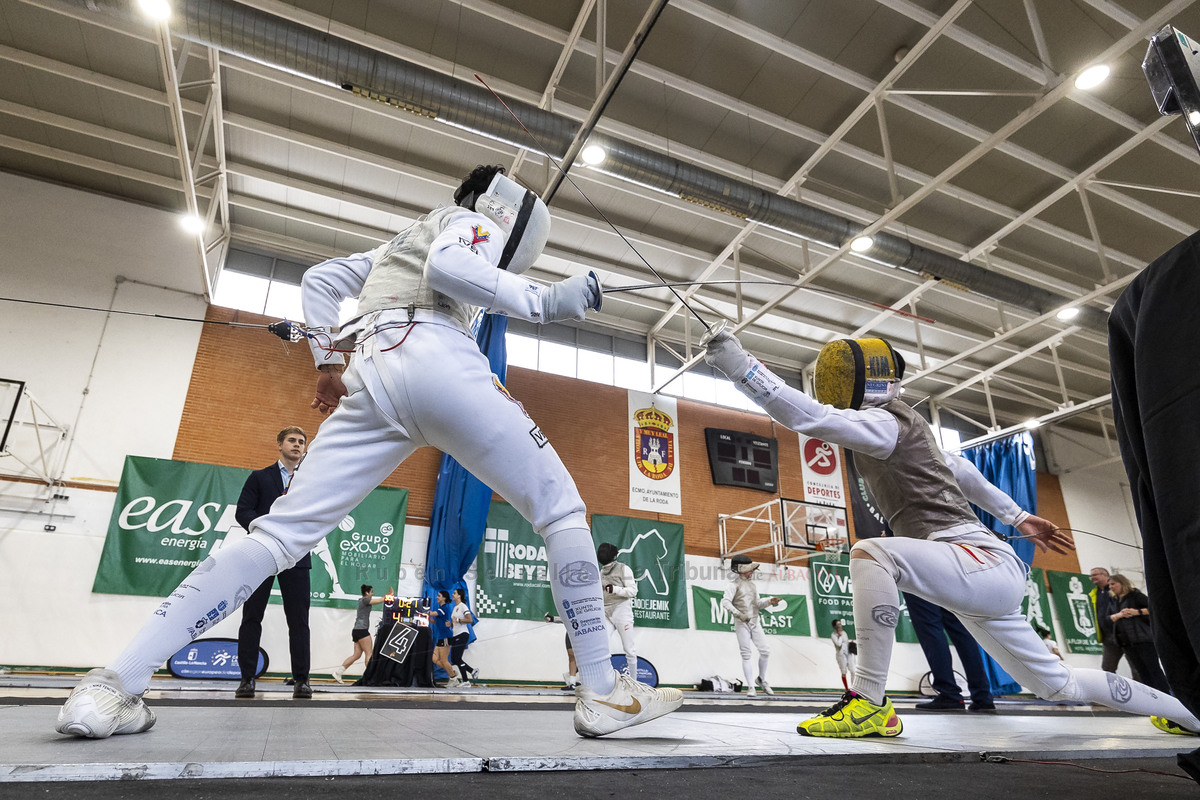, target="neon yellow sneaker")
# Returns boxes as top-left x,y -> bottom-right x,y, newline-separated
797,691 -> 903,738
1151,716 -> 1200,736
